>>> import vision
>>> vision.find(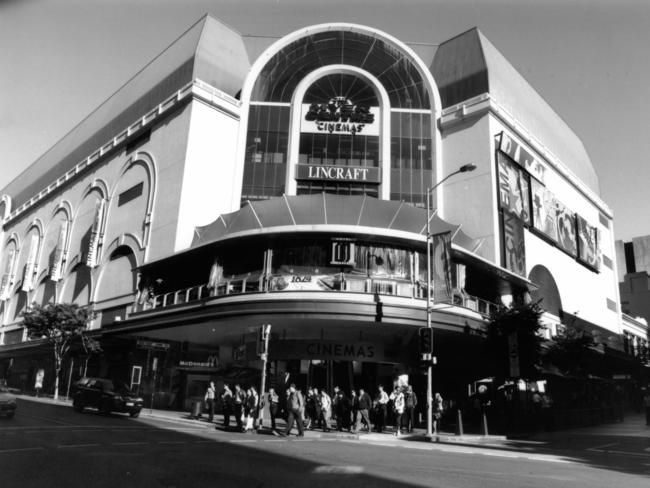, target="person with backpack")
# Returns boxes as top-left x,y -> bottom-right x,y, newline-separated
283,384 -> 305,437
